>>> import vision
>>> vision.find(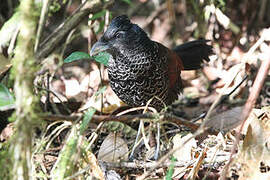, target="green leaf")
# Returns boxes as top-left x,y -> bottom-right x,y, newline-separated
94,86 -> 107,97
93,52 -> 110,66
80,108 -> 96,135
96,20 -> 105,34
165,156 -> 177,180
89,10 -> 106,20
64,51 -> 110,66
120,0 -> 132,5
0,83 -> 15,111
51,126 -> 78,179
64,51 -> 91,63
